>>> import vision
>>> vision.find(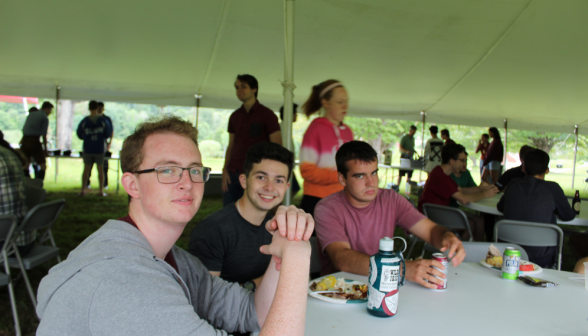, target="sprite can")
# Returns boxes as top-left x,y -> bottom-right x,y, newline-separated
501,247 -> 521,280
